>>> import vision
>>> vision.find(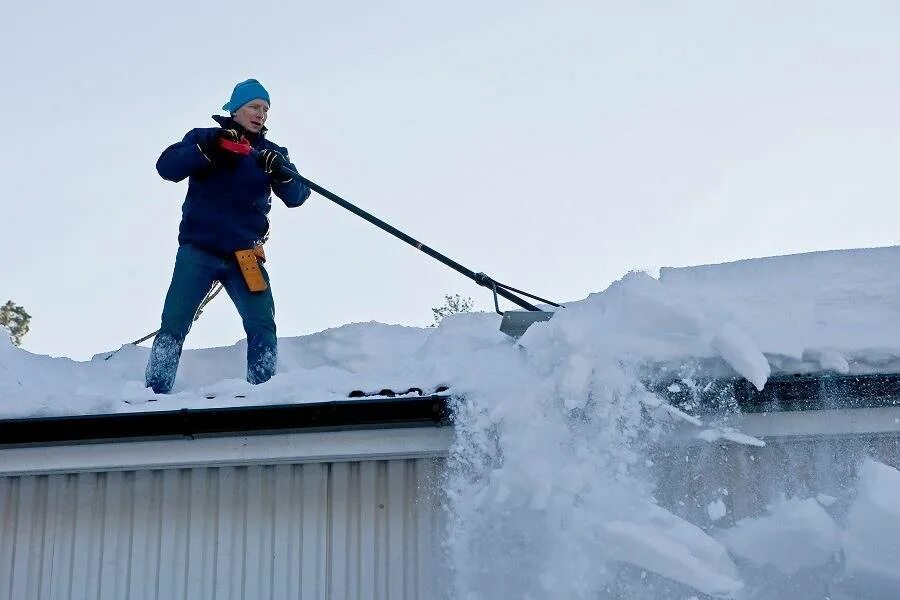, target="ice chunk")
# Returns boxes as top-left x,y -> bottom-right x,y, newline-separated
717,496 -> 840,575
707,499 -> 727,521
601,502 -> 743,598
